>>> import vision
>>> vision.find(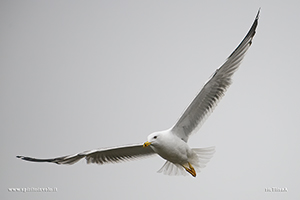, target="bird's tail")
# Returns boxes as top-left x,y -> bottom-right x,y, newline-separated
157,161 -> 188,176
190,146 -> 215,168
157,146 -> 215,176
